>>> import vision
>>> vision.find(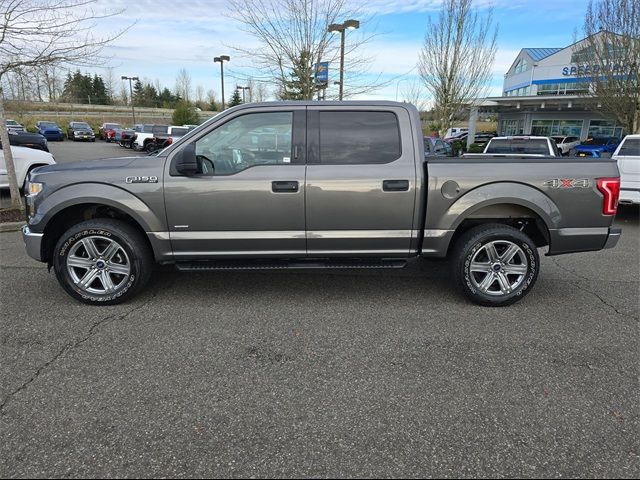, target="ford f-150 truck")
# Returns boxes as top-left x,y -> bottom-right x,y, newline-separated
22,101 -> 622,306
